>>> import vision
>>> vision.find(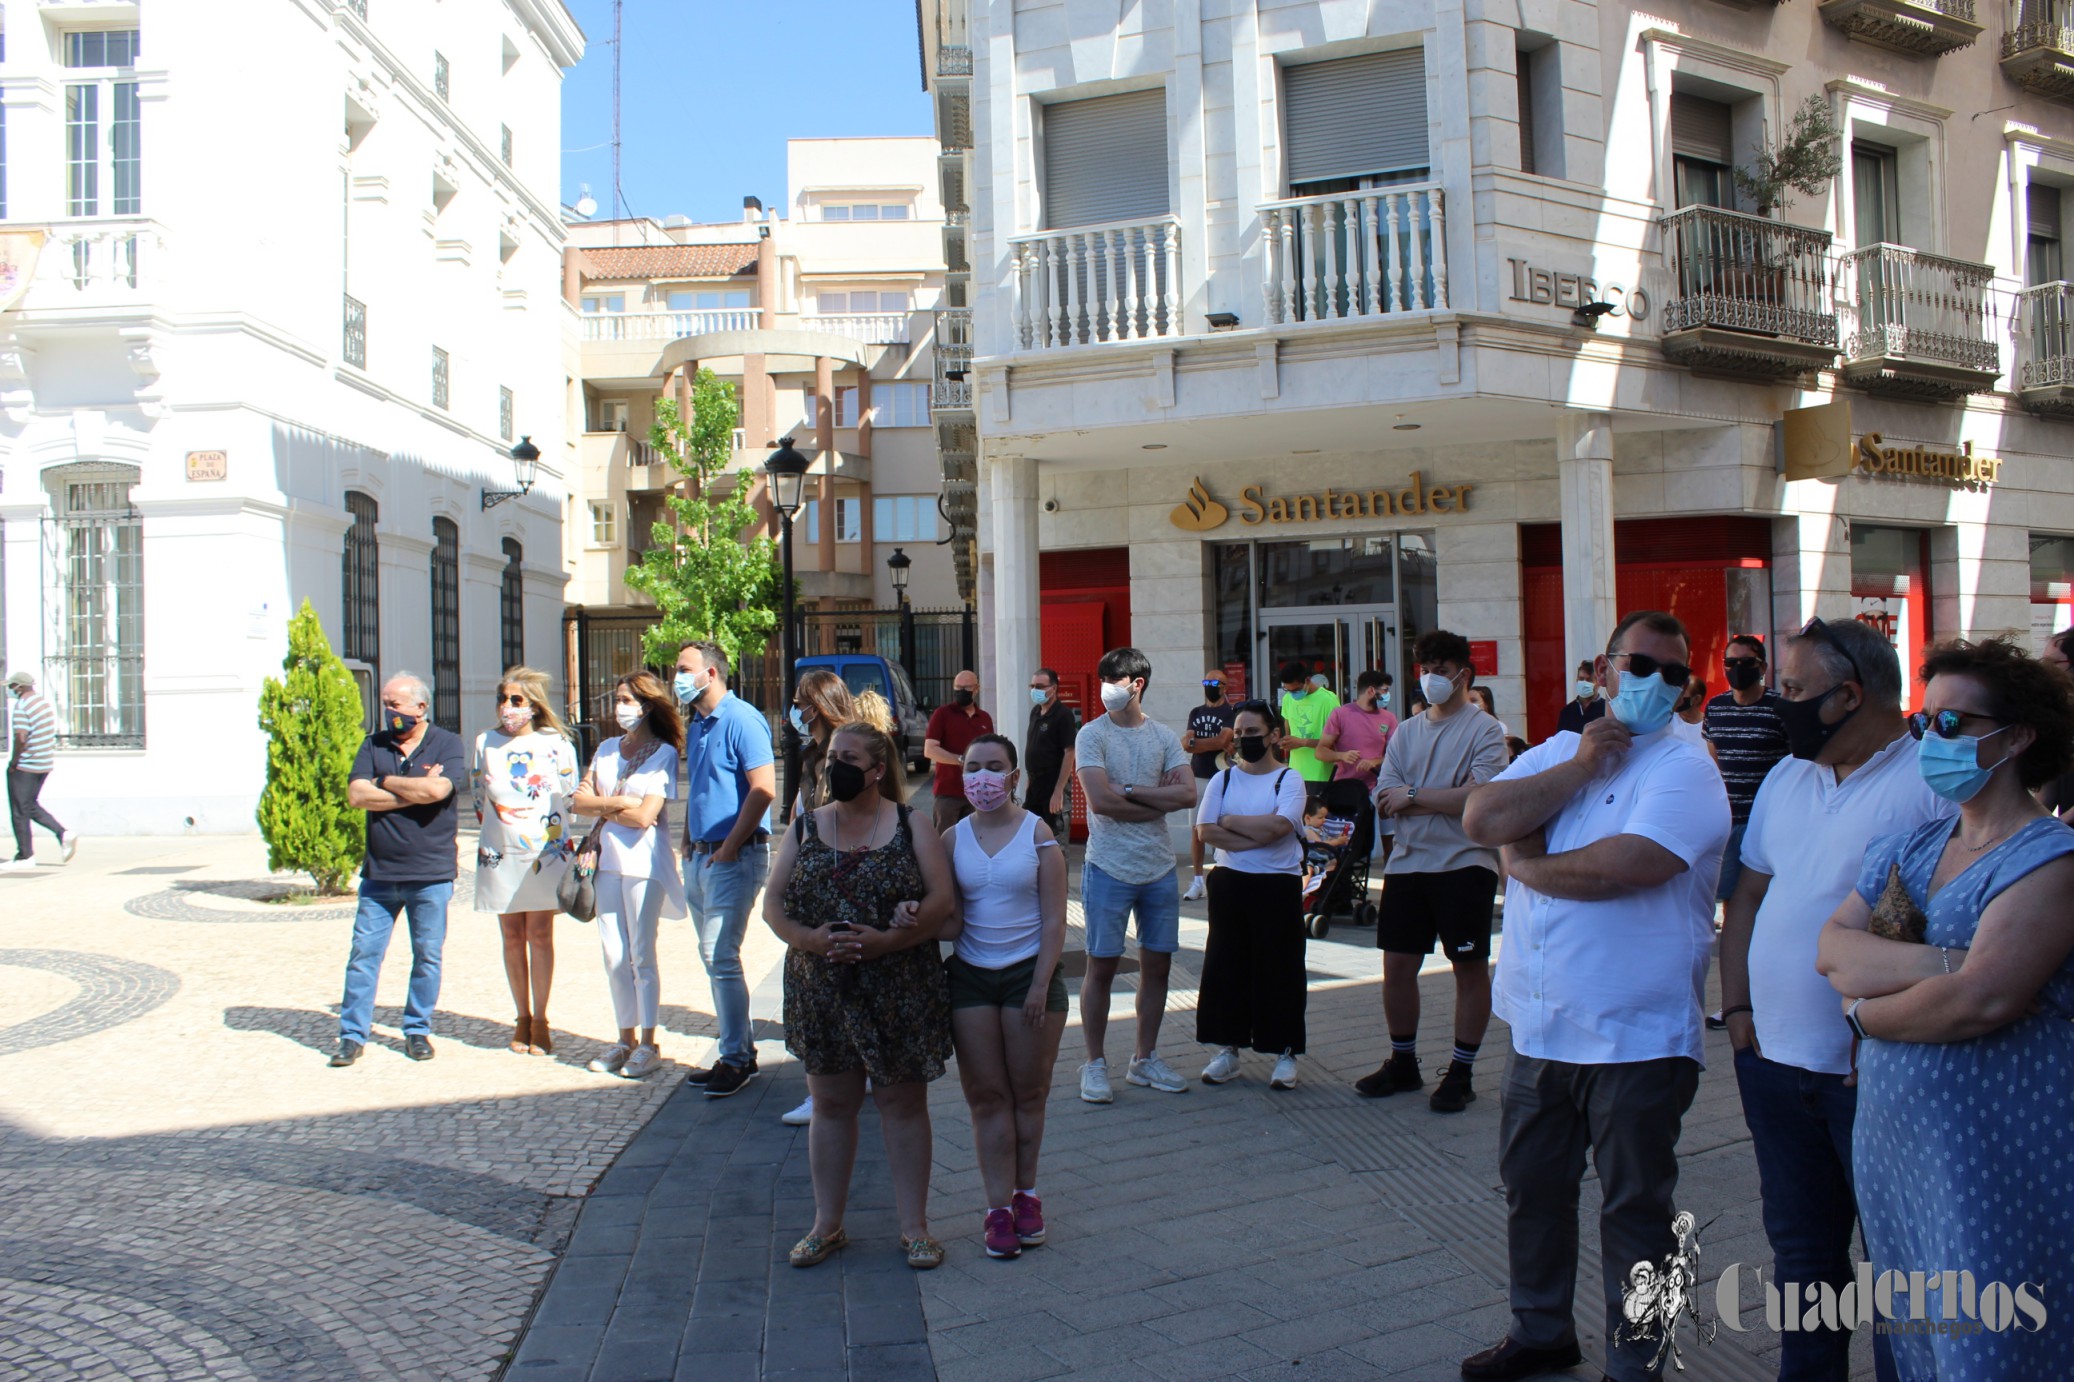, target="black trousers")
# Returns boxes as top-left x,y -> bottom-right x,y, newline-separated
1498,1051 -> 1701,1381
1195,867 -> 1306,1055
8,768 -> 64,861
